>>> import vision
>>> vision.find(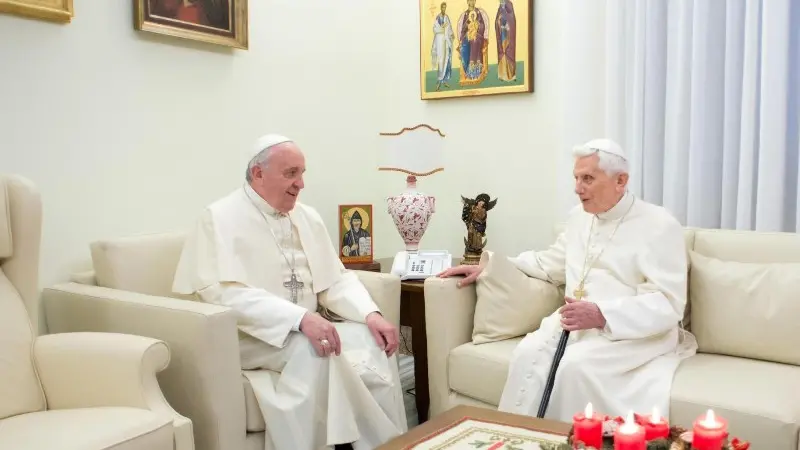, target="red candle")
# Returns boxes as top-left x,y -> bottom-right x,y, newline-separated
692,409 -> 728,450
573,403 -> 603,449
614,411 -> 646,450
642,407 -> 670,440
